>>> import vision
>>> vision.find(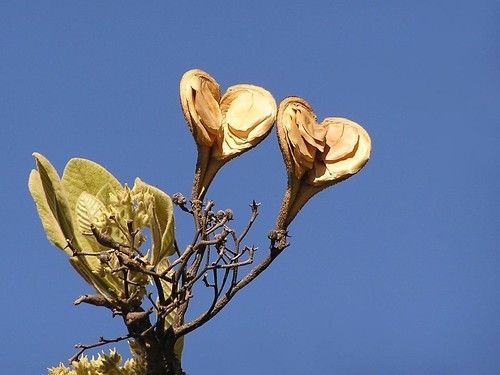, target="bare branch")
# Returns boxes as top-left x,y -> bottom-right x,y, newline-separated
238,201 -> 260,243
175,230 -> 289,337
73,294 -> 113,309
69,334 -> 131,363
